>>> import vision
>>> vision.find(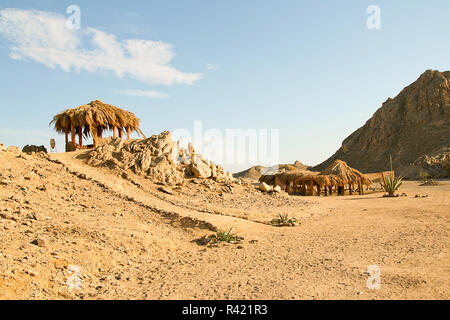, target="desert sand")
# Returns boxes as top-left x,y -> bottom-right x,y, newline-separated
0,148 -> 448,300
